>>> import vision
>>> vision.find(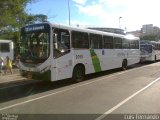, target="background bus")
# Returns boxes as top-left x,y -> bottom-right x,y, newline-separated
0,40 -> 14,64
140,40 -> 160,62
19,23 -> 140,82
